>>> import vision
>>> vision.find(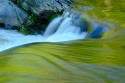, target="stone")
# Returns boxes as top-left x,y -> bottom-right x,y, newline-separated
0,0 -> 28,28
